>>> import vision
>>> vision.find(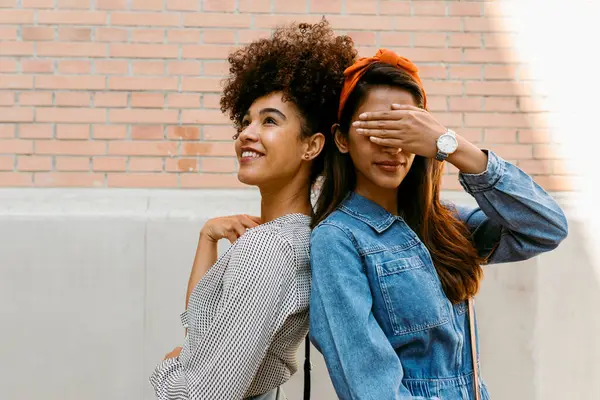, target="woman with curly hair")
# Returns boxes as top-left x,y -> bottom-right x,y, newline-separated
149,20 -> 356,400
309,49 -> 568,399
